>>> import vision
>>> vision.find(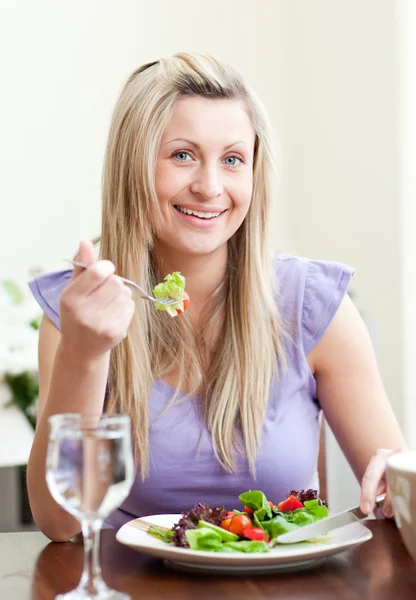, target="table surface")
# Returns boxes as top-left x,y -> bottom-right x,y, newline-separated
1,521 -> 415,599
